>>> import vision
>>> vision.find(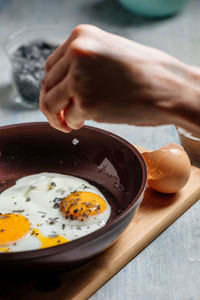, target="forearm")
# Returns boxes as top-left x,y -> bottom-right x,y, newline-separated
148,57 -> 200,136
